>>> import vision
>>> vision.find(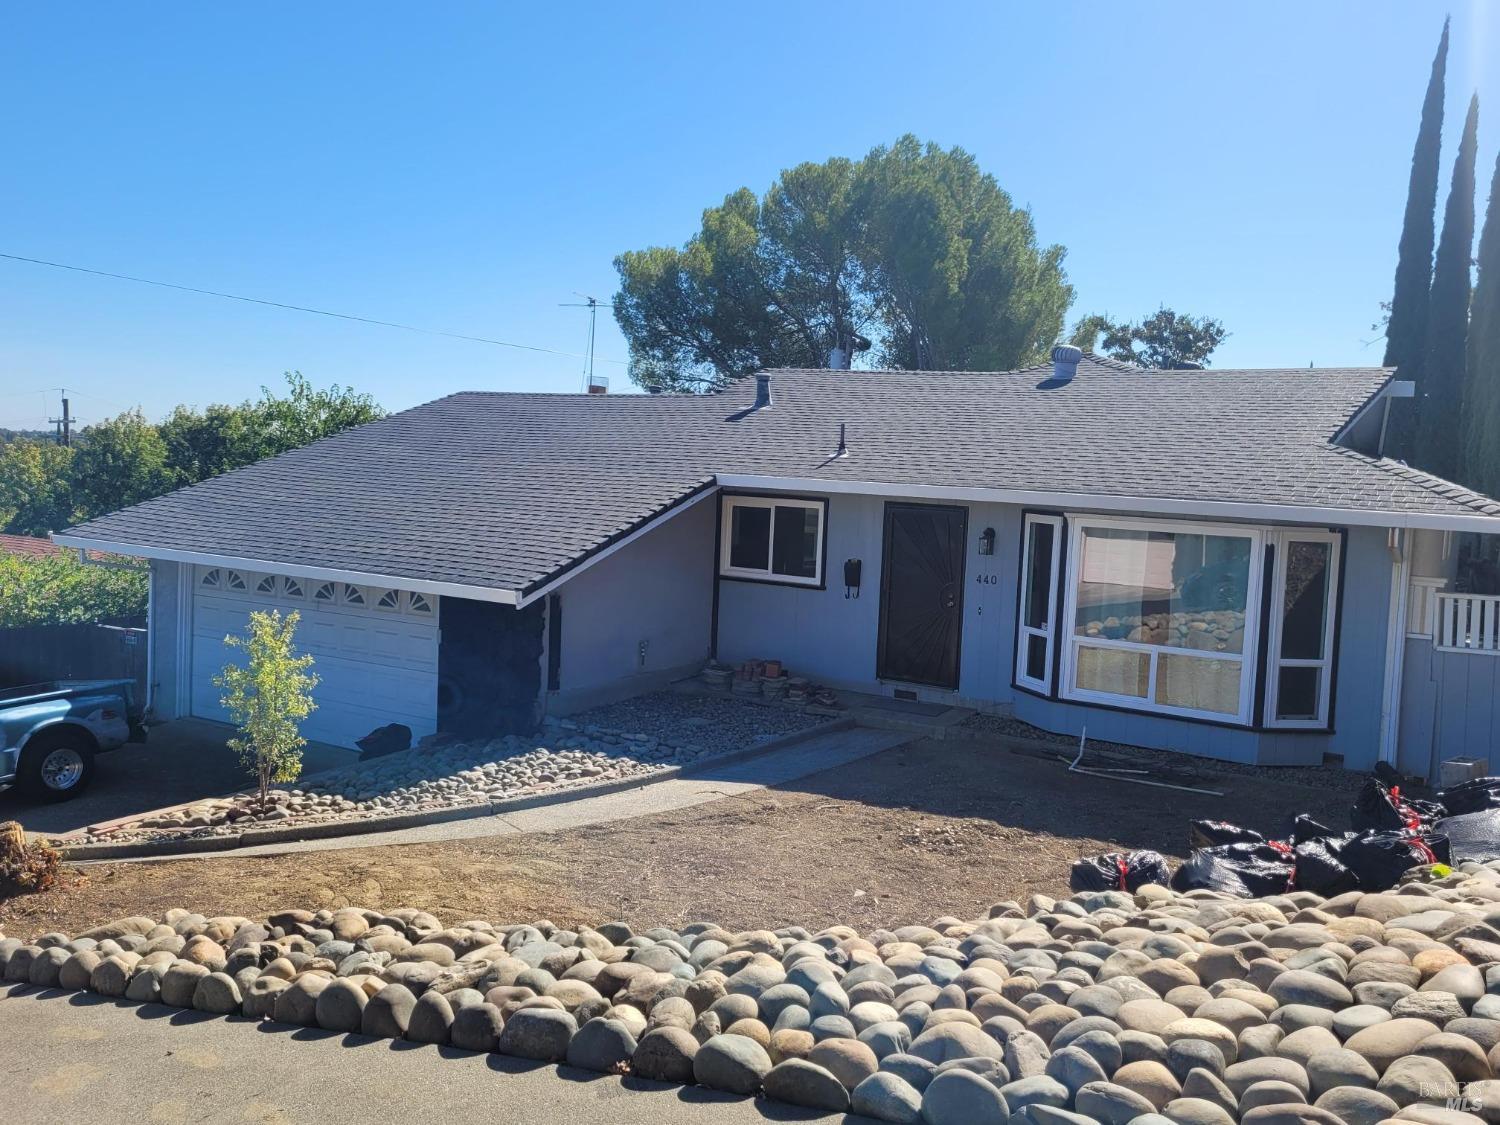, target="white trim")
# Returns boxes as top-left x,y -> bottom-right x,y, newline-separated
1015,513 -> 1063,693
515,485 -> 717,608
174,563 -> 193,716
1378,531 -> 1411,766
713,474 -> 1500,534
1058,514 -> 1264,724
1263,529 -> 1341,729
50,536 -> 521,606
717,493 -> 825,587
